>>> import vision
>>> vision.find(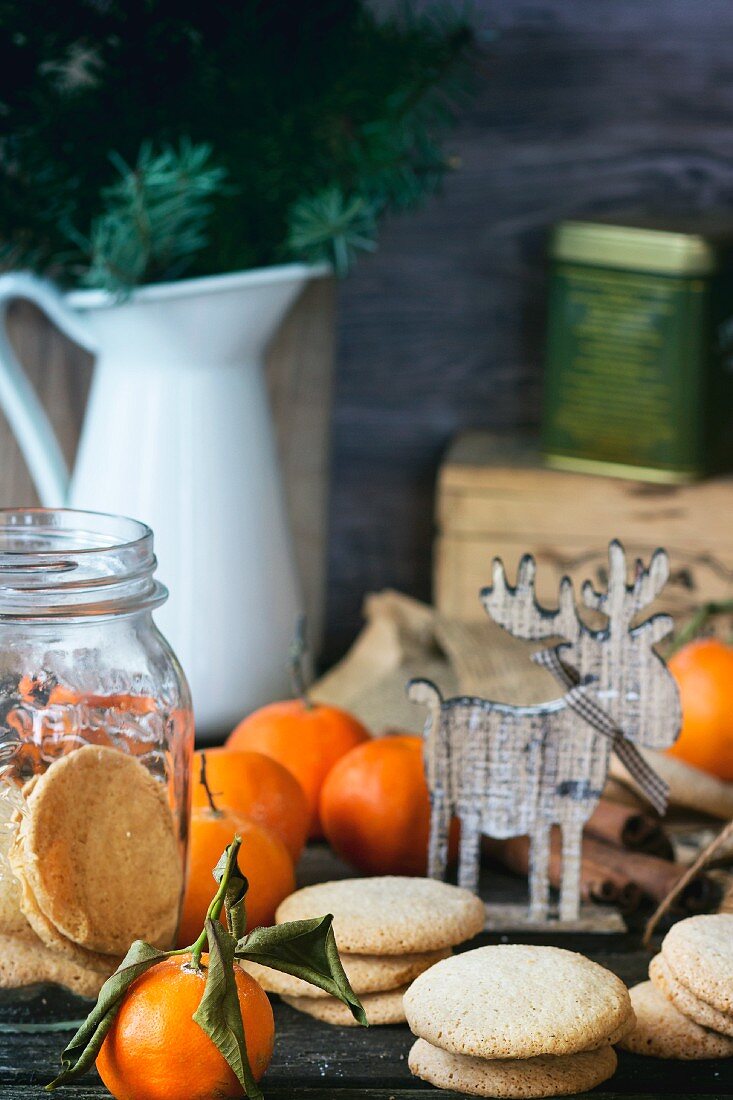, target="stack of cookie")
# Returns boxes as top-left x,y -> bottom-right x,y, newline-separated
404,945 -> 633,1098
242,876 -> 485,1026
1,786 -> 105,999
620,913 -> 733,1060
0,745 -> 181,998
